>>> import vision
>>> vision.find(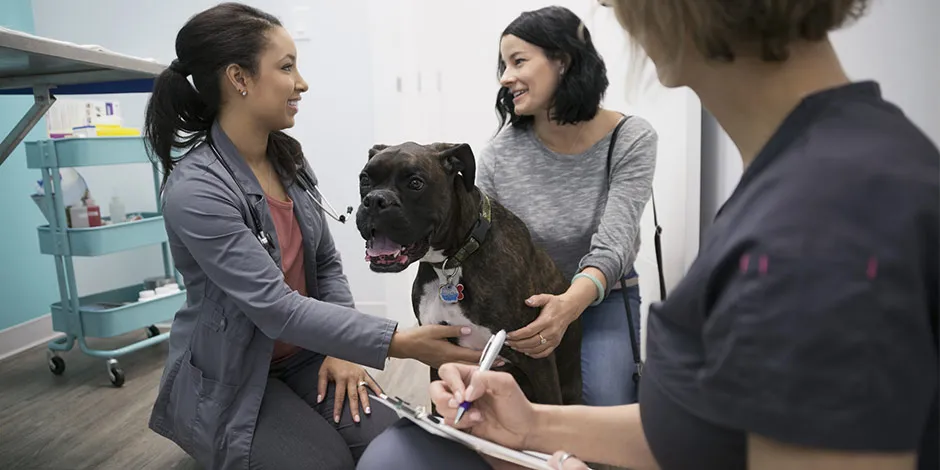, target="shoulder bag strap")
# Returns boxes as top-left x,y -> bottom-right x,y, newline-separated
606,116 -> 666,301
606,116 -> 665,382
